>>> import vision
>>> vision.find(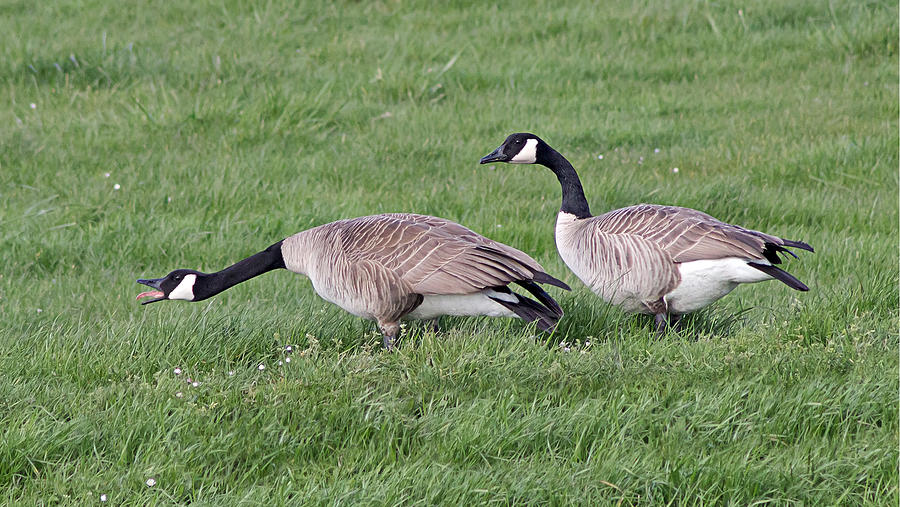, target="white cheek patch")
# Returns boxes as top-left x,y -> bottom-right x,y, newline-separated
510,138 -> 538,163
169,274 -> 197,301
